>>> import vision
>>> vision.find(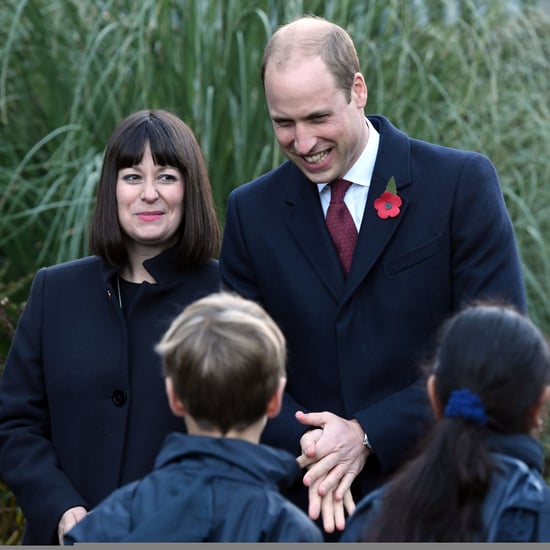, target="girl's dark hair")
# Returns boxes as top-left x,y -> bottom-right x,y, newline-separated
364,301 -> 550,542
89,109 -> 221,266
